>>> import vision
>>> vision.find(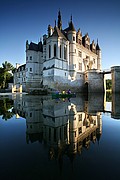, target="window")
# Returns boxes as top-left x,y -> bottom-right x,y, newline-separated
60,45 -> 62,58
79,127 -> 82,134
54,44 -> 56,57
30,56 -> 32,60
64,46 -> 67,59
78,114 -> 82,121
78,51 -> 82,57
79,63 -> 82,71
26,56 -> 28,61
49,45 -> 51,58
75,131 -> 76,137
30,68 -> 32,72
30,112 -> 32,117
73,36 -> 75,41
